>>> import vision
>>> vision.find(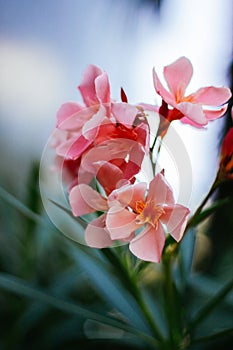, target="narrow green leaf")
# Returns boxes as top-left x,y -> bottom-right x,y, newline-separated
187,198 -> 229,229
49,199 -> 88,225
0,273 -> 156,347
189,275 -> 233,307
193,327 -> 233,345
189,277 -> 233,329
69,245 -> 149,333
0,185 -> 52,230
